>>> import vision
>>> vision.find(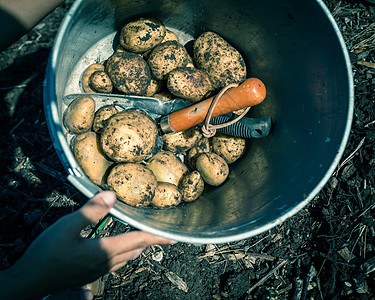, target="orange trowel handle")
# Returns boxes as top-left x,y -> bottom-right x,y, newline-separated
160,78 -> 267,133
